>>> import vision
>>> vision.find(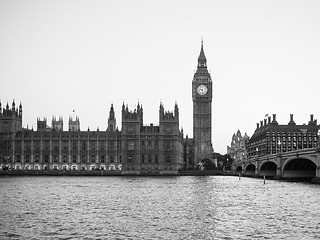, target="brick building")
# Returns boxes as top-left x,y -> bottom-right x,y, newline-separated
247,114 -> 319,158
